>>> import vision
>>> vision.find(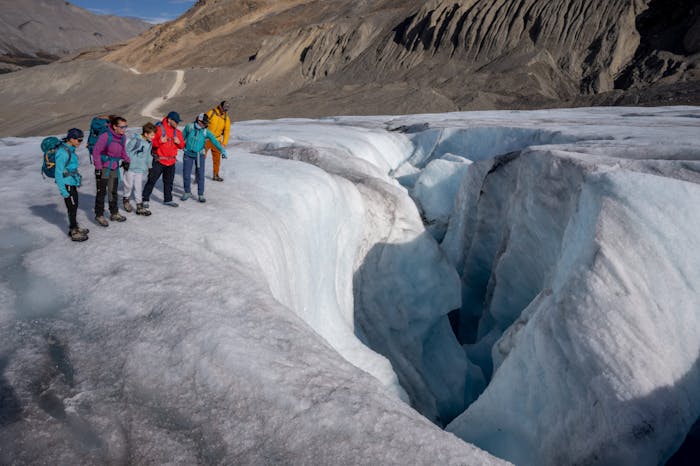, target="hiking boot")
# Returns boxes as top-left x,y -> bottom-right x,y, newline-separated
181,192 -> 191,201
67,226 -> 90,237
198,195 -> 206,203
213,175 -> 223,182
164,201 -> 179,207
123,197 -> 133,213
136,203 -> 152,216
110,213 -> 127,222
95,215 -> 109,227
69,227 -> 88,242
